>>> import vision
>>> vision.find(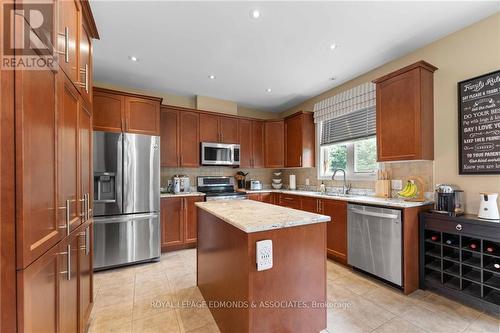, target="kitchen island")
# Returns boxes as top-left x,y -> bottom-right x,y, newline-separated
196,200 -> 330,333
